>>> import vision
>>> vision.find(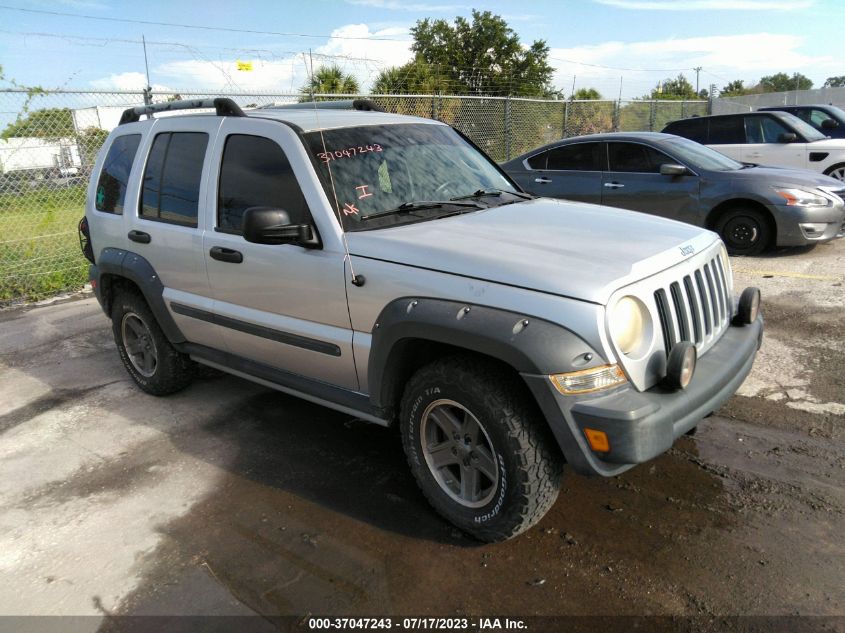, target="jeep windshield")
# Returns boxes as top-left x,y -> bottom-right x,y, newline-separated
303,123 -> 524,231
